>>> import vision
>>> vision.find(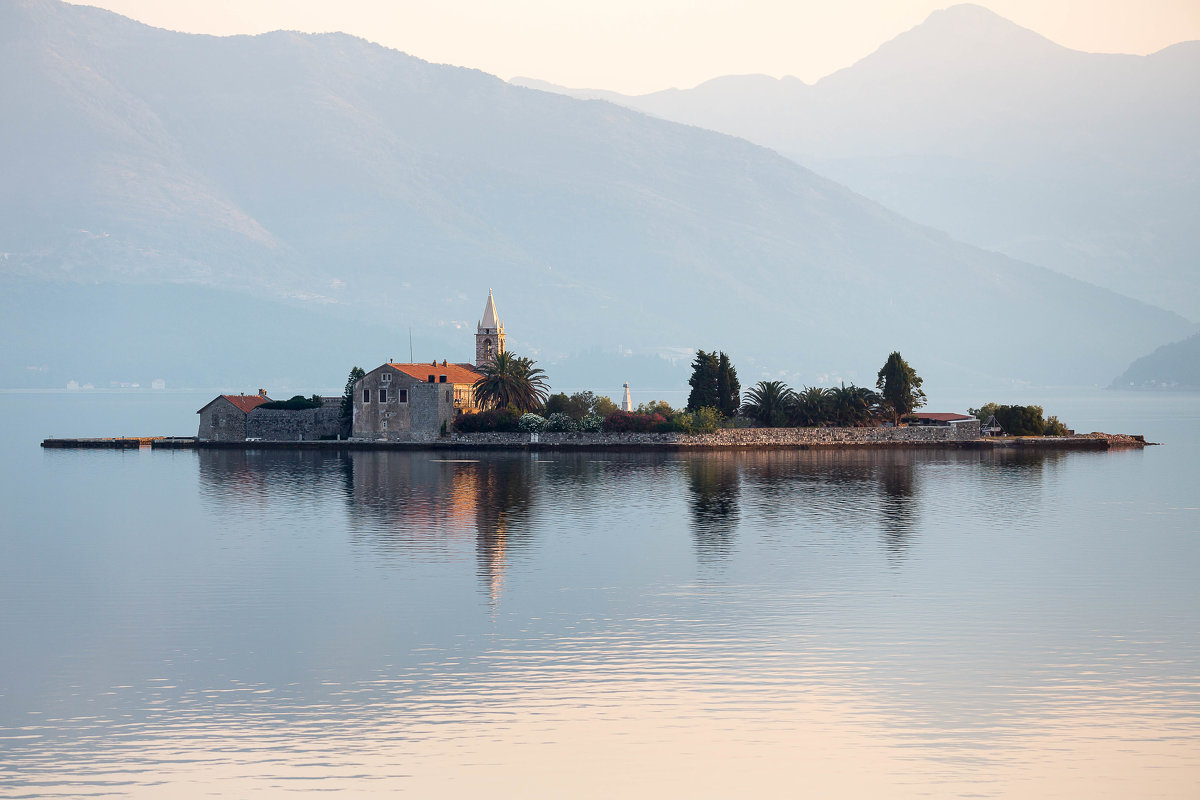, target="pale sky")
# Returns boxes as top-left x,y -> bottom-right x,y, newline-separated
69,0 -> 1200,94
